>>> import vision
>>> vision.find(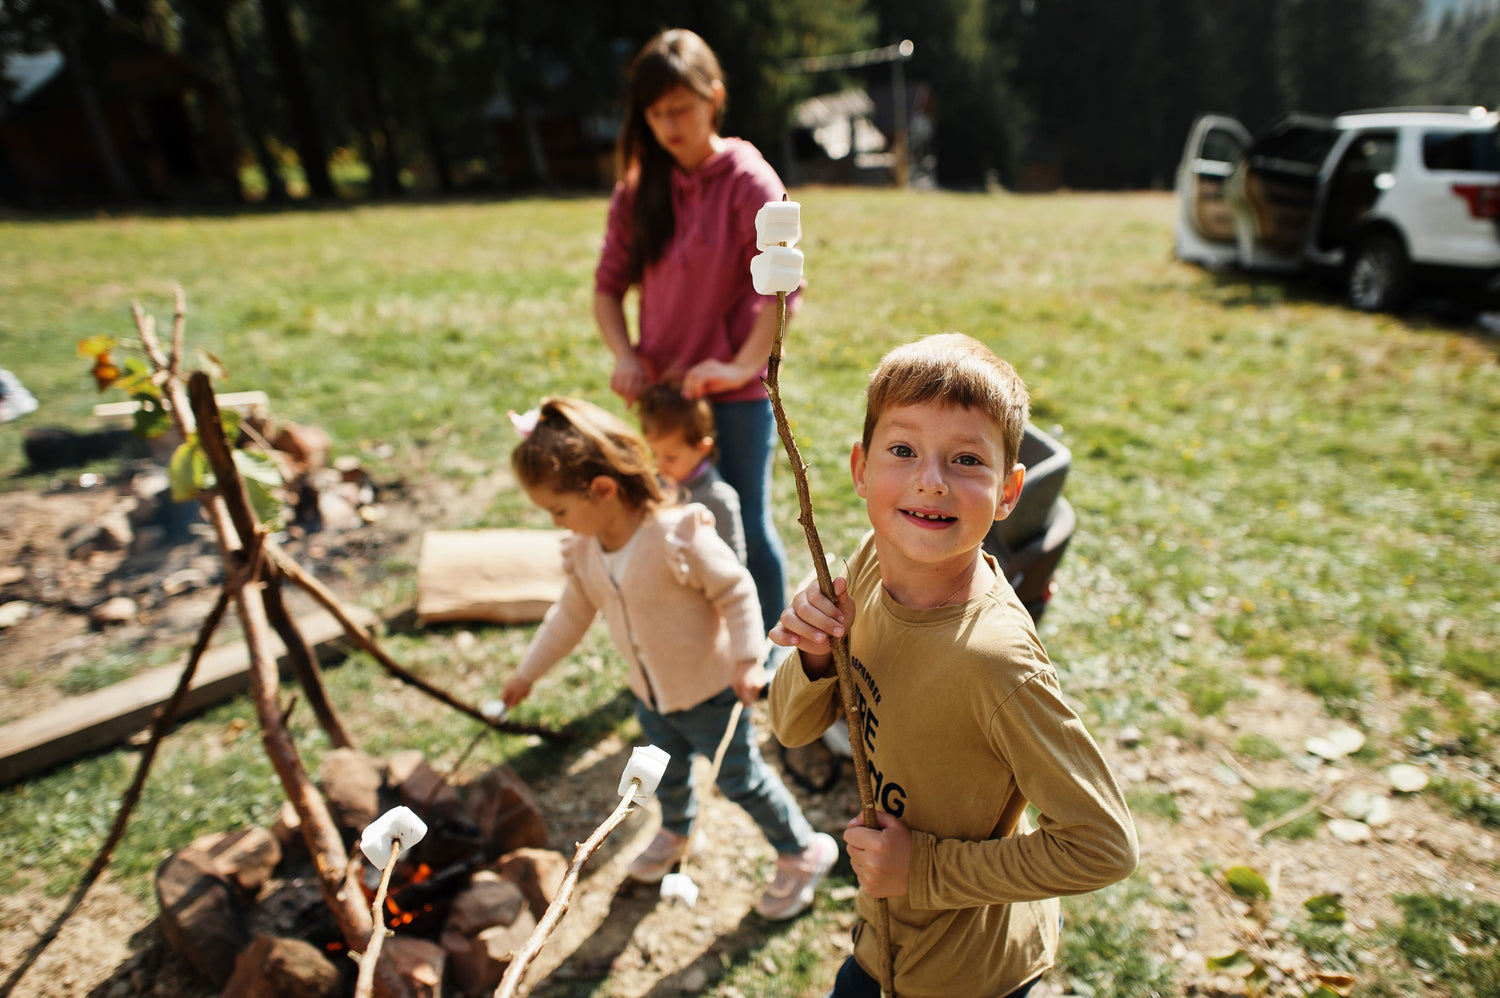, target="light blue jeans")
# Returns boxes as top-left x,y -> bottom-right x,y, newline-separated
711,398 -> 790,636
636,688 -> 812,856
